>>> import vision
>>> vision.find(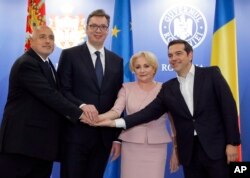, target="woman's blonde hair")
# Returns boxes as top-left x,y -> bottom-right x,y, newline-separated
129,51 -> 158,76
